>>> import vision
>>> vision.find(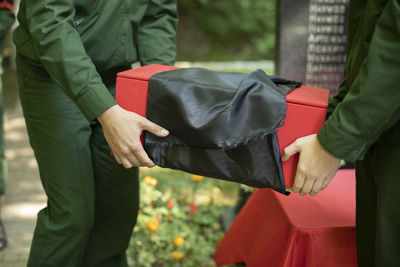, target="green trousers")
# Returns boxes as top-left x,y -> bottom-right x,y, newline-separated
356,127 -> 400,267
17,61 -> 139,267
0,56 -> 7,197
